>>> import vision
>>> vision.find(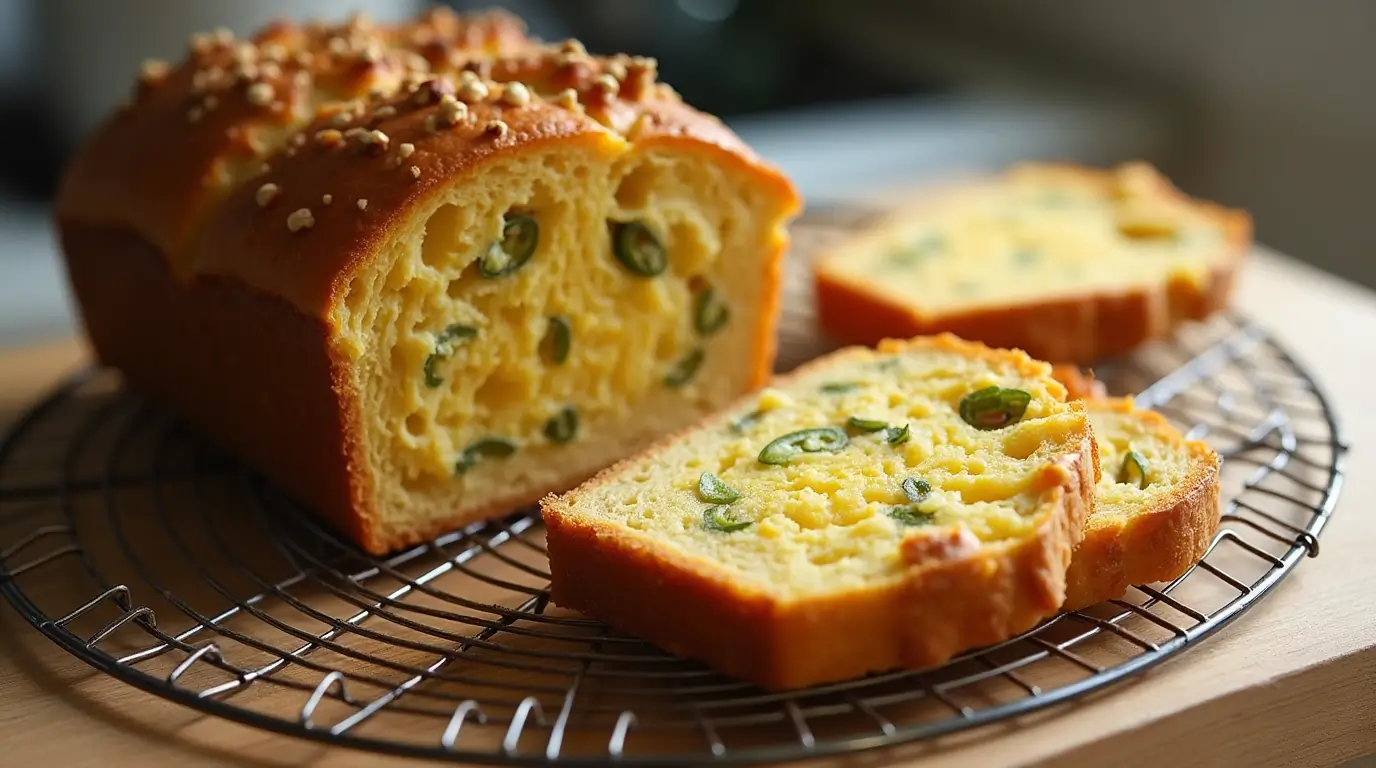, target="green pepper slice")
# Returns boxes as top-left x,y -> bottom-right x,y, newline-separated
664,347 -> 705,387
758,427 -> 848,465
423,324 -> 478,388
958,386 -> 1032,430
479,214 -> 538,278
611,220 -> 668,277
698,471 -> 742,504
454,437 -> 517,475
703,505 -> 752,533
1118,450 -> 1149,488
694,286 -> 729,336
544,407 -> 578,444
